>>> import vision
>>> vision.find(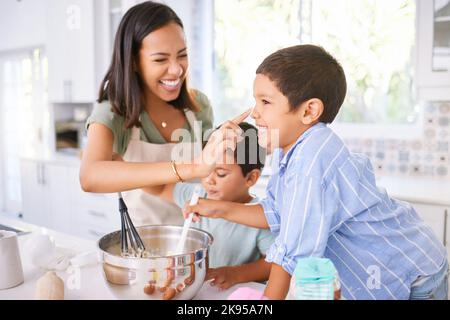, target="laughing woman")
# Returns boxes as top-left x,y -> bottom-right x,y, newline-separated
80,1 -> 219,226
